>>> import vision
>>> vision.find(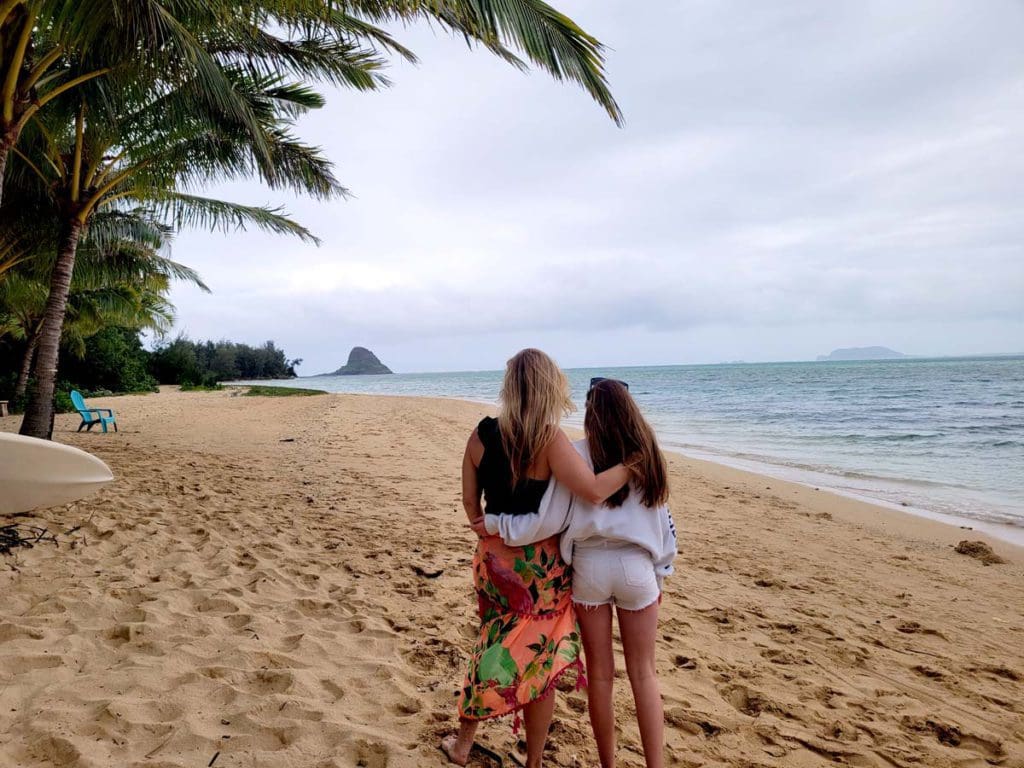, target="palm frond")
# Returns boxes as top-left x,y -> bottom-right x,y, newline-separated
344,0 -> 622,124
144,192 -> 319,244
